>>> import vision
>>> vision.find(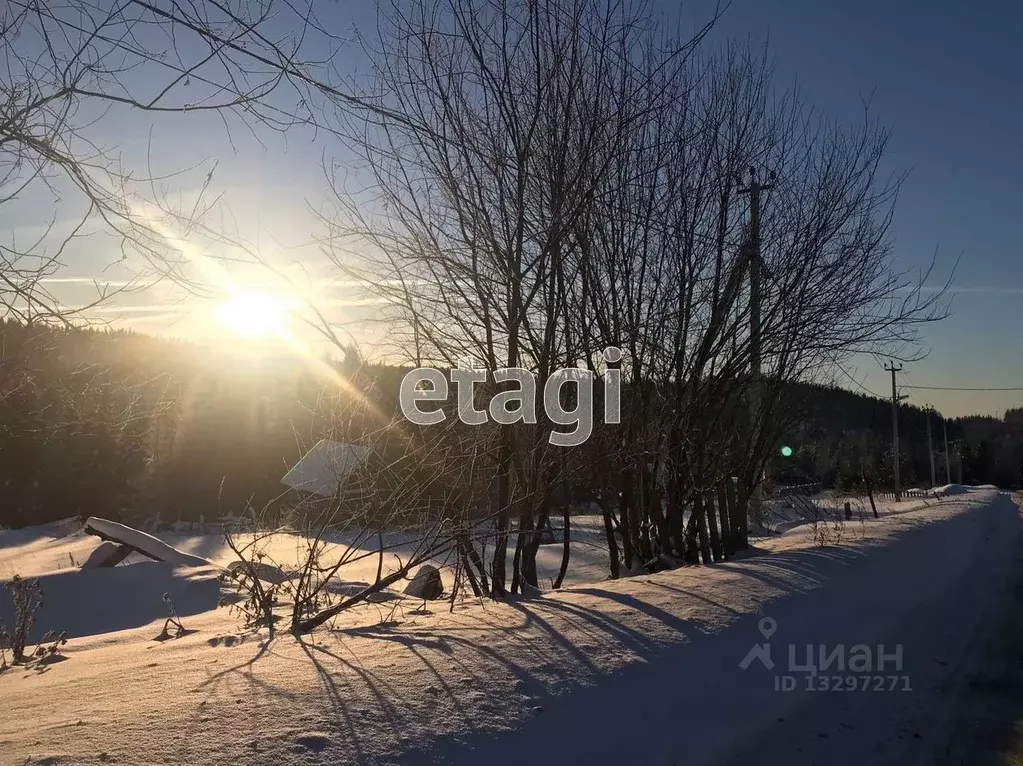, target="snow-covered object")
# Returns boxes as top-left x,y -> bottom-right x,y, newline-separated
81,541 -> 131,568
934,484 -> 969,496
281,439 -> 372,498
83,517 -> 221,570
403,565 -> 443,599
